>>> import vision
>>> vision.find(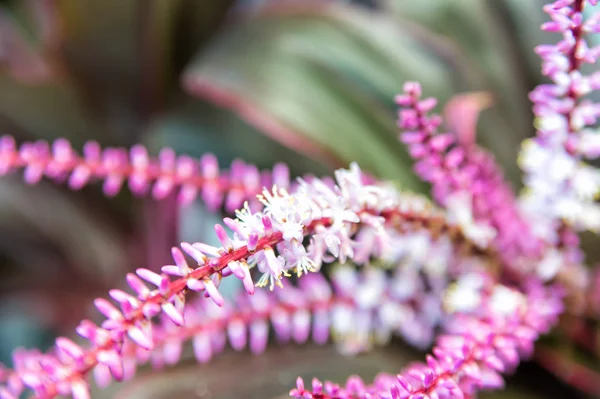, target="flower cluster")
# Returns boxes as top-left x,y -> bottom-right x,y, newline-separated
396,83 -> 543,264
0,1 -> 599,399
105,264 -> 445,377
291,279 -> 564,399
0,135 -> 290,211
0,162 -> 493,399
396,82 -> 590,303
520,0 -> 600,235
